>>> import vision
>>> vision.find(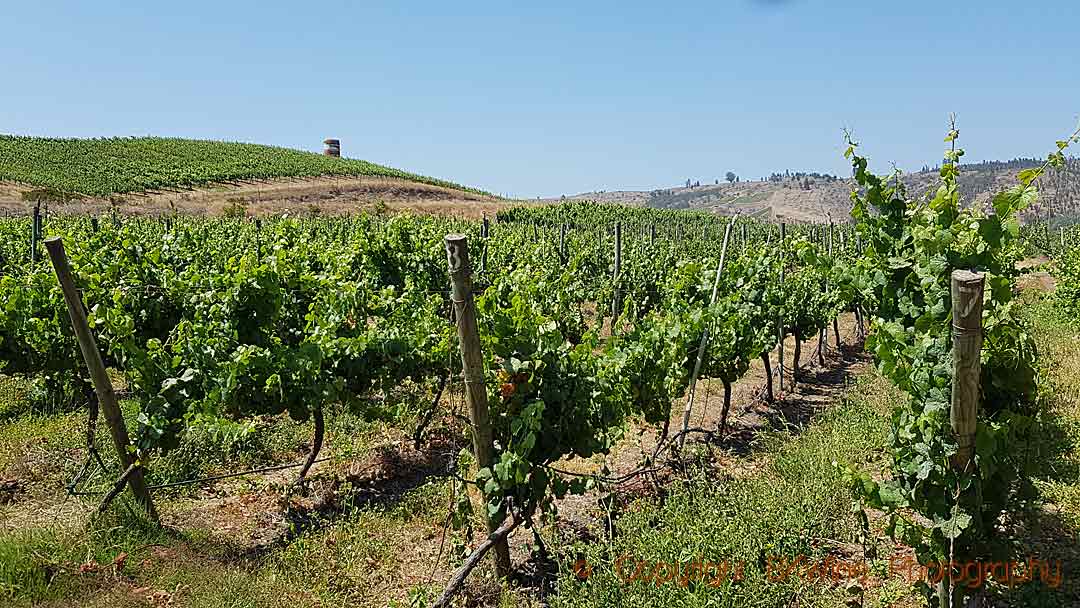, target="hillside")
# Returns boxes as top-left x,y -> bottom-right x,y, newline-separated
0,135 -> 500,217
558,157 -> 1080,223
0,135 -> 488,197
